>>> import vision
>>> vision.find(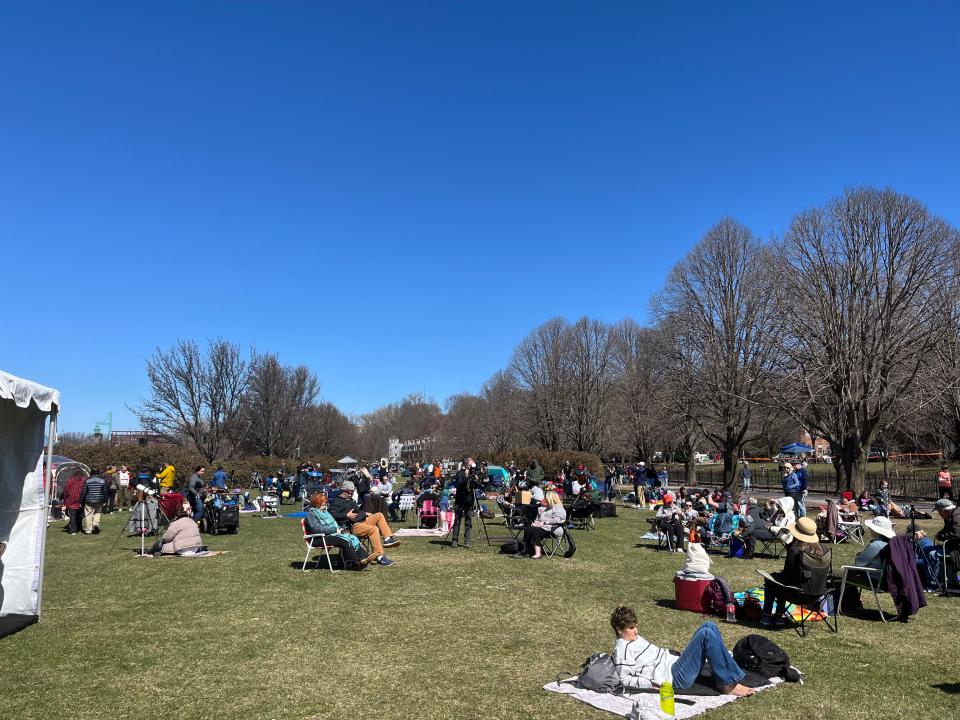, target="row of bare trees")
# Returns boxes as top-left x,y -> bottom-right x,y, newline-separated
438,188 -> 960,494
132,187 -> 958,494
135,342 -> 354,462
